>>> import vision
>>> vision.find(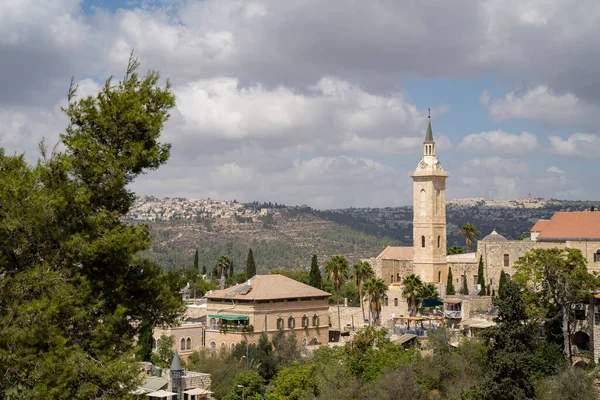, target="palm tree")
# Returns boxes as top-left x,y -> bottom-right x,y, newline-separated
418,283 -> 439,310
363,277 -> 387,326
458,223 -> 481,251
353,261 -> 374,324
401,273 -> 423,316
216,255 -> 232,290
324,255 -> 349,330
